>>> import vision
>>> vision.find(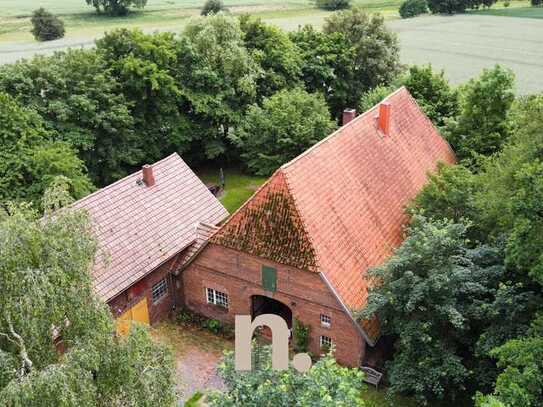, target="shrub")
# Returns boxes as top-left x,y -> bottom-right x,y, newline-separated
293,318 -> 311,353
30,8 -> 65,41
201,0 -> 226,15
532,0 -> 542,6
399,0 -> 429,18
203,318 -> 222,334
503,0 -> 510,6
315,0 -> 351,10
86,0 -> 148,16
